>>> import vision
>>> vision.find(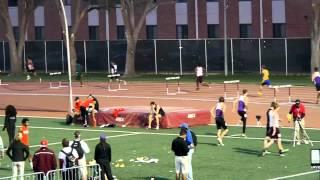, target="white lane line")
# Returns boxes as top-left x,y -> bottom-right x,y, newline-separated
0,92 -> 319,108
267,170 -> 319,180
29,133 -> 137,148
